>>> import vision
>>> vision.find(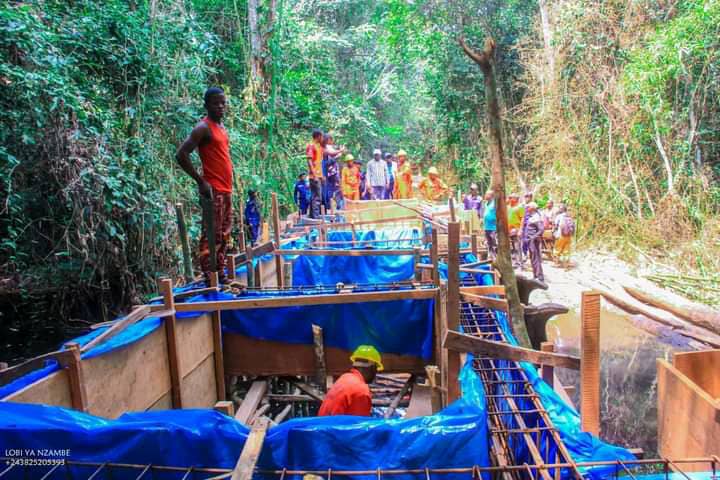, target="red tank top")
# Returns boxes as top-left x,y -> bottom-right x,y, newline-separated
198,117 -> 233,193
